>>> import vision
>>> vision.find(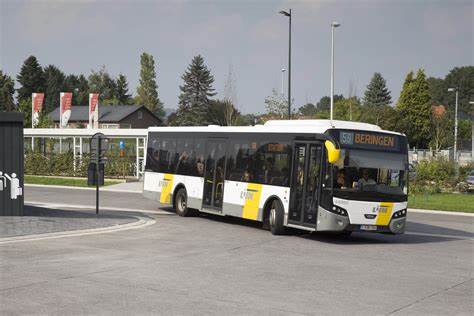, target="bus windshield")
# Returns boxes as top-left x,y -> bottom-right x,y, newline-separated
326,149 -> 408,201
